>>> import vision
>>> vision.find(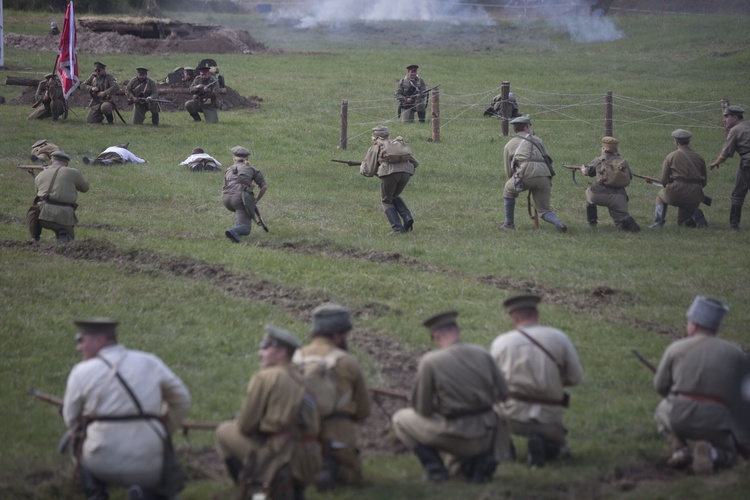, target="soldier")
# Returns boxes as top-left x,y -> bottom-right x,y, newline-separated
181,67 -> 195,87
221,146 -> 267,243
185,64 -> 219,123
392,311 -> 509,483
83,143 -> 145,165
62,318 -> 191,499
293,304 -> 371,491
80,61 -> 120,125
490,295 -> 583,467
485,92 -> 520,119
215,326 -> 321,499
395,64 -> 427,123
359,126 -> 418,235
179,147 -> 222,172
30,150 -> 89,243
579,136 -> 640,232
654,295 -> 750,474
49,21 -> 59,36
27,73 -> 65,121
651,129 -> 709,228
30,139 -> 61,163
708,106 -> 750,230
125,67 -> 160,127
501,115 -> 567,232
